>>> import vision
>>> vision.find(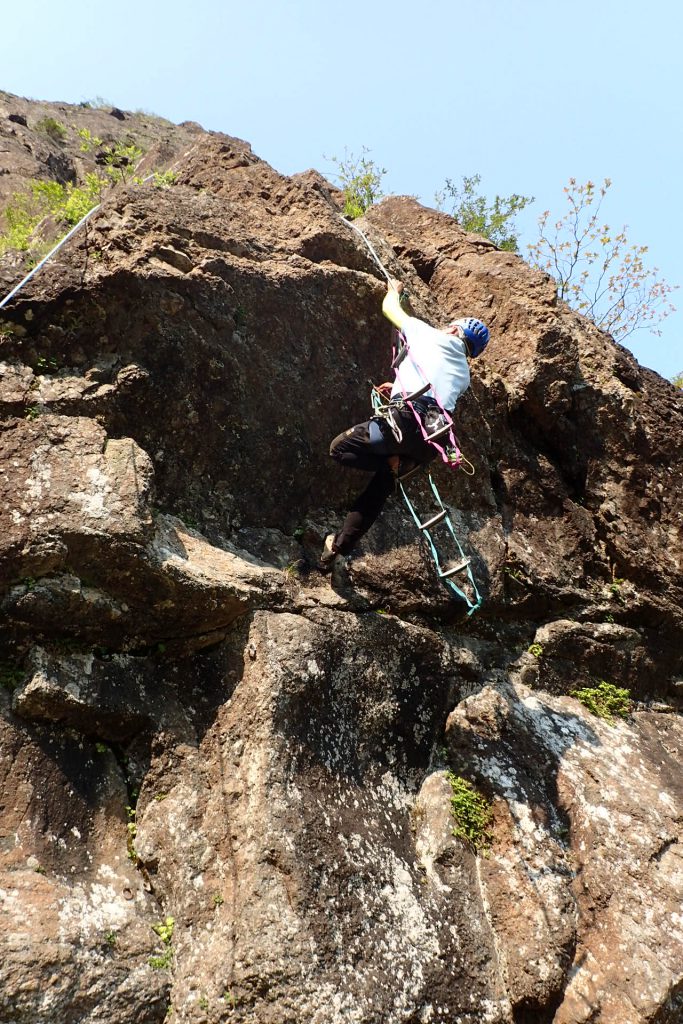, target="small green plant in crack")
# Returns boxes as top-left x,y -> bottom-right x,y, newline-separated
198,996 -> 209,1012
104,929 -> 118,948
503,565 -> 525,584
149,945 -> 173,970
125,804 -> 139,863
527,643 -> 543,658
149,916 -> 175,969
25,405 -> 42,420
125,805 -> 137,837
152,917 -> 174,944
571,680 -> 632,724
35,117 -> 67,143
152,170 -> 177,188
34,355 -> 60,373
212,892 -> 224,907
0,660 -> 26,692
608,576 -> 626,603
233,305 -> 247,330
446,771 -> 493,852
